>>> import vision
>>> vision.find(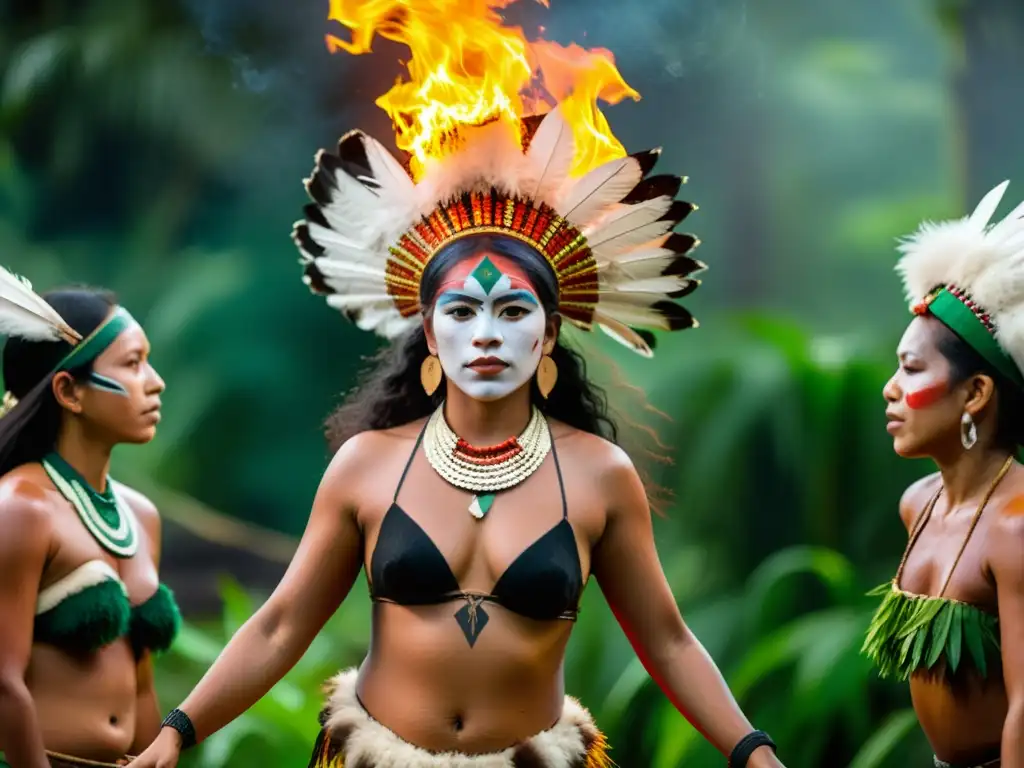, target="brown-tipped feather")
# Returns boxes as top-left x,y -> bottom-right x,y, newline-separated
336,130 -> 373,179
292,223 -> 327,259
662,254 -> 706,277
630,148 -> 662,177
652,300 -> 696,330
662,232 -> 699,255
659,200 -> 697,224
622,175 -> 683,204
302,203 -> 331,230
667,278 -> 700,299
302,263 -> 332,295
